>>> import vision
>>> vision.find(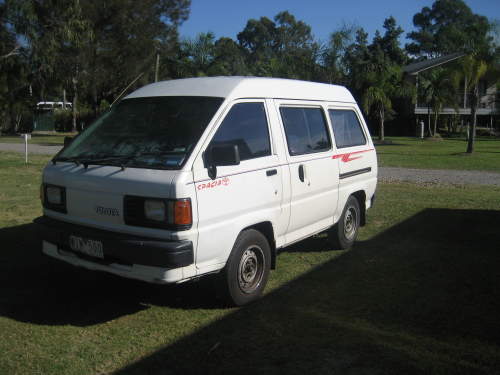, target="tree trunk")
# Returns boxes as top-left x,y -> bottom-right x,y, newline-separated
466,86 -> 479,153
72,76 -> 78,133
434,113 -> 439,135
433,111 -> 439,136
379,108 -> 385,142
427,105 -> 432,137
